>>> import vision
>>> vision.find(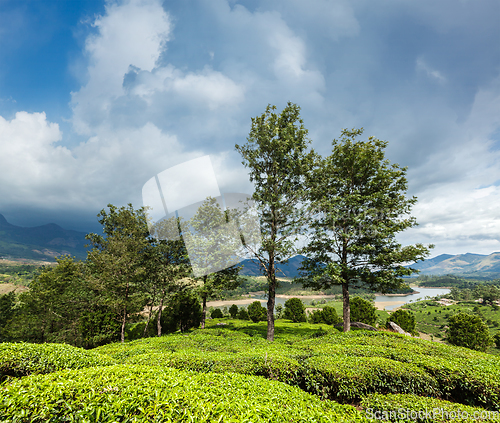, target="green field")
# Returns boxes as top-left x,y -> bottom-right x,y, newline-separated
1,320 -> 500,421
